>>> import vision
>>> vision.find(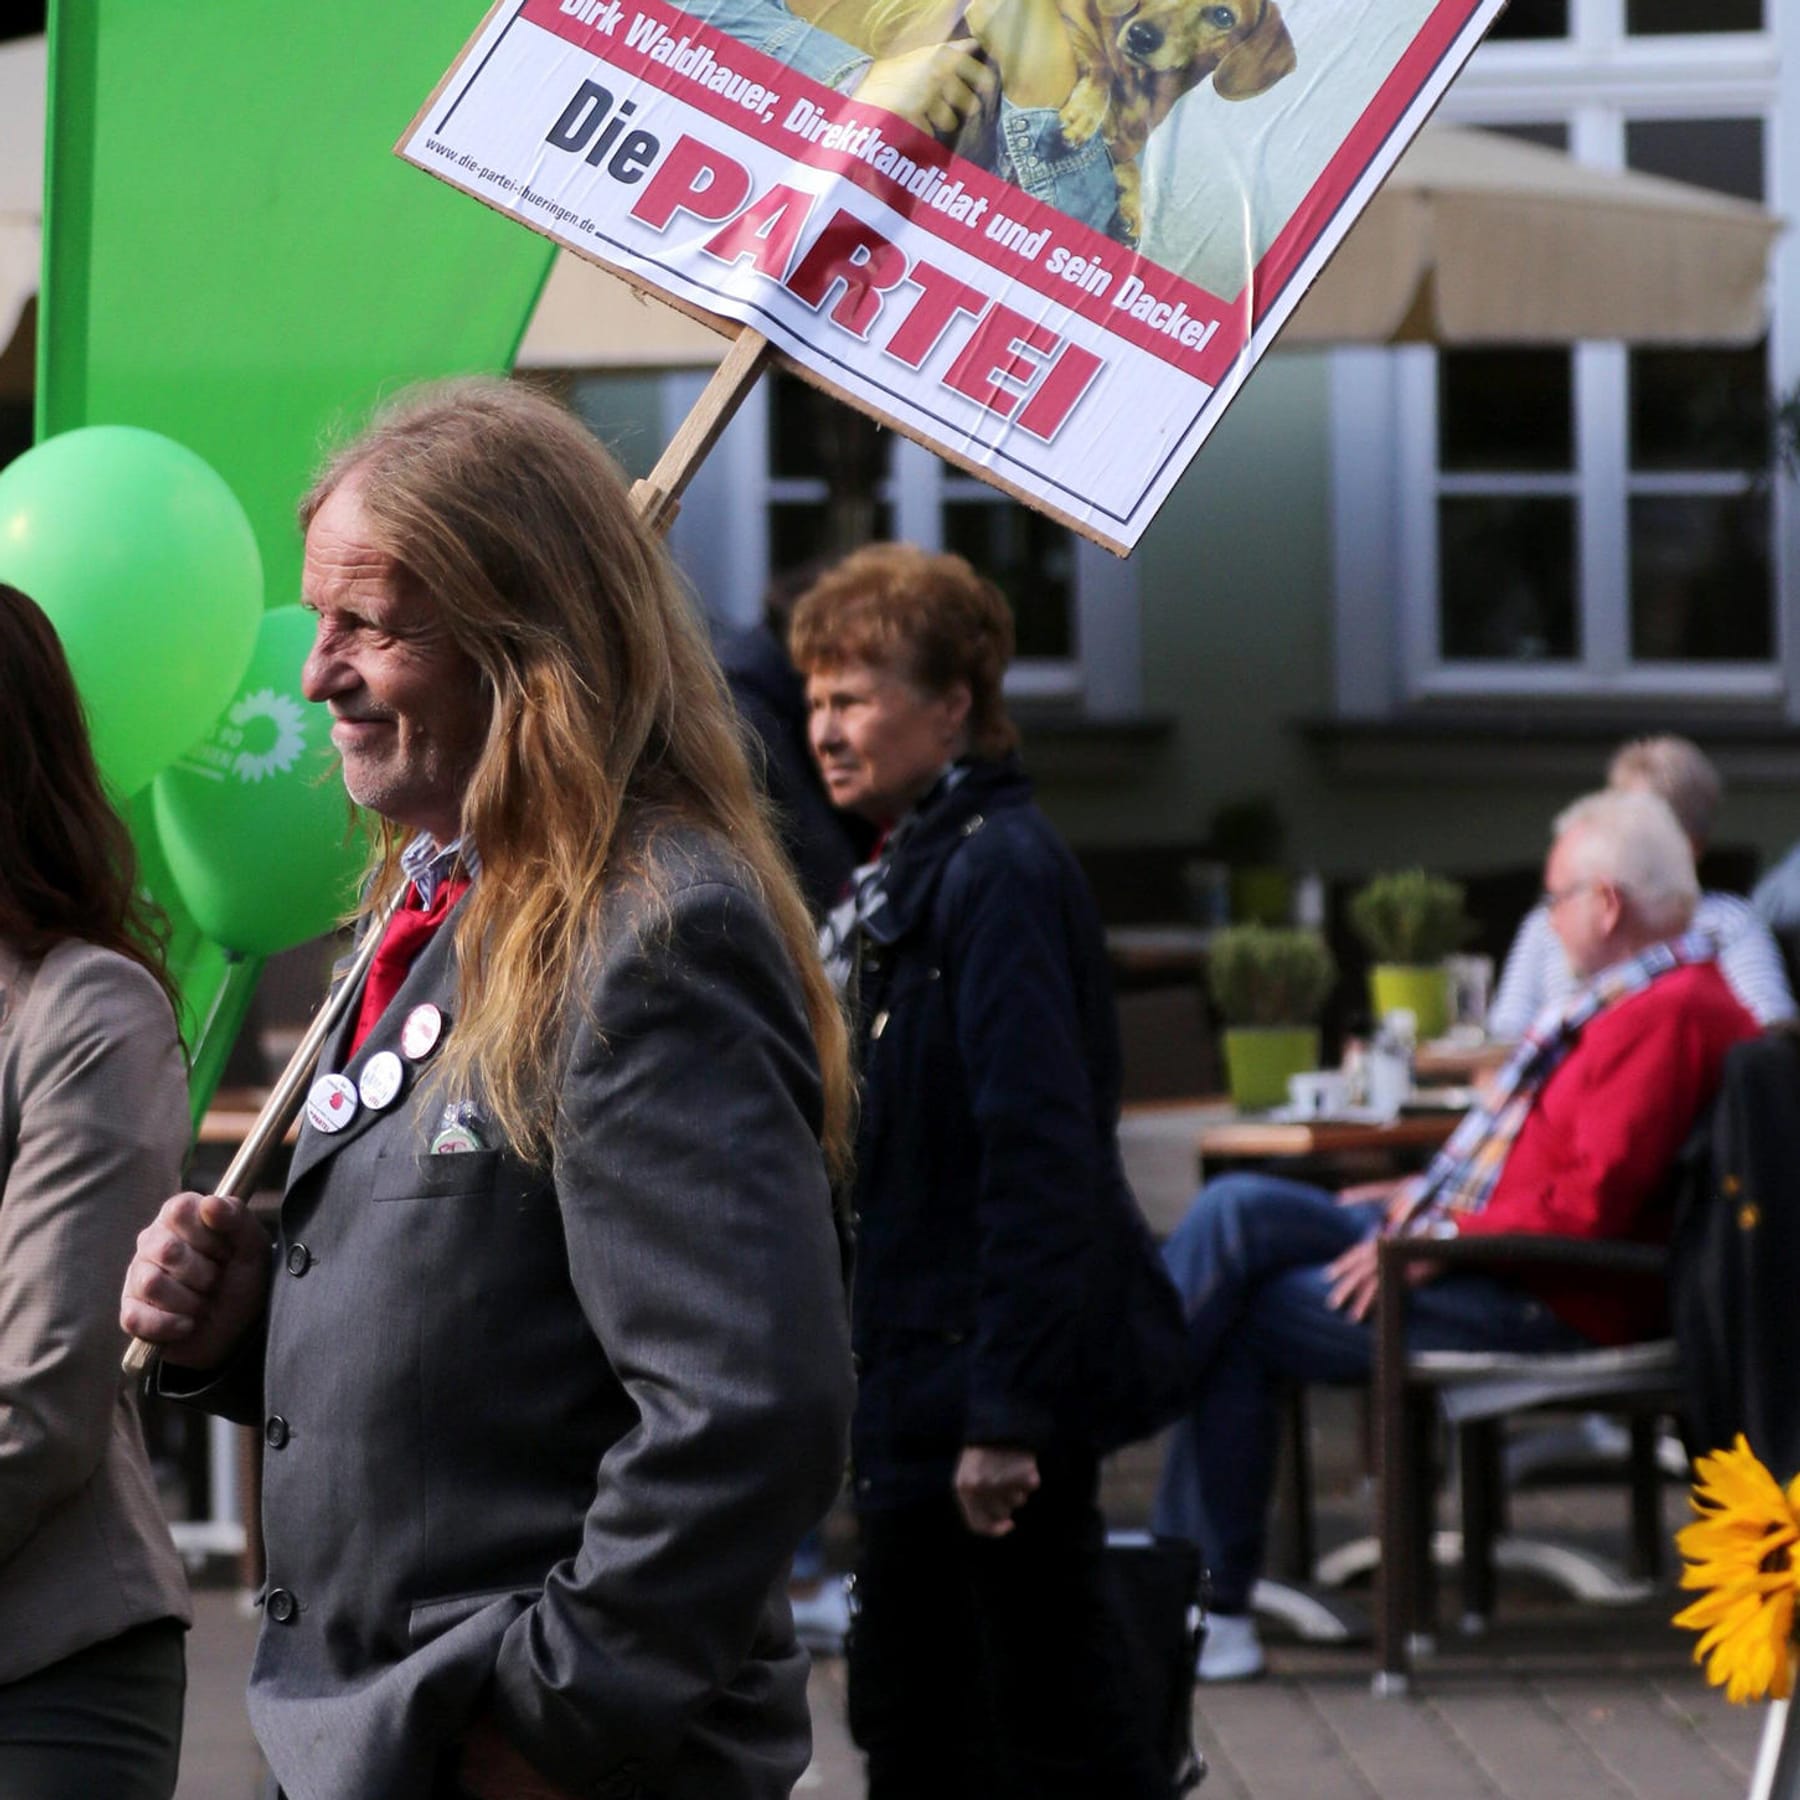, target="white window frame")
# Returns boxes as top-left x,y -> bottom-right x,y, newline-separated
664,372 -> 1143,716
1332,0 -> 1799,717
